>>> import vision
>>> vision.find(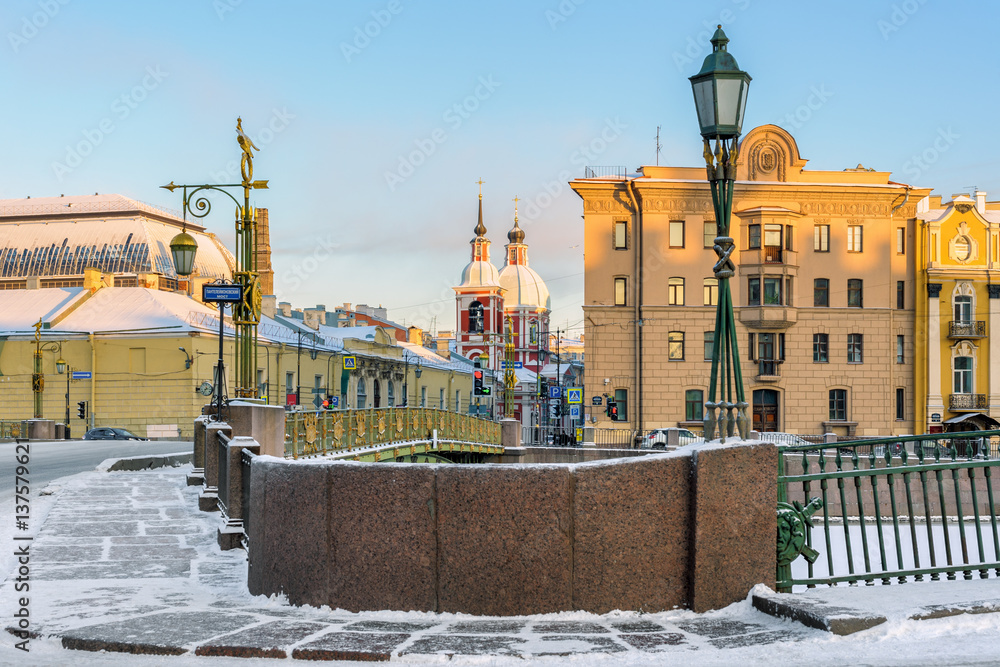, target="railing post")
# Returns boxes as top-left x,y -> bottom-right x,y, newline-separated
218,437 -> 260,551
